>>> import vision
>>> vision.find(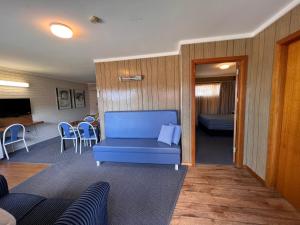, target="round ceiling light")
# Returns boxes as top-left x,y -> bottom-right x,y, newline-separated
50,23 -> 73,39
219,64 -> 230,70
